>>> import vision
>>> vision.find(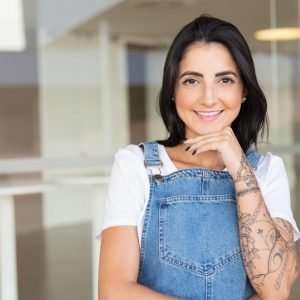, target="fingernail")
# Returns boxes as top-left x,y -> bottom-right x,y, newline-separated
192,150 -> 197,155
185,146 -> 191,152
